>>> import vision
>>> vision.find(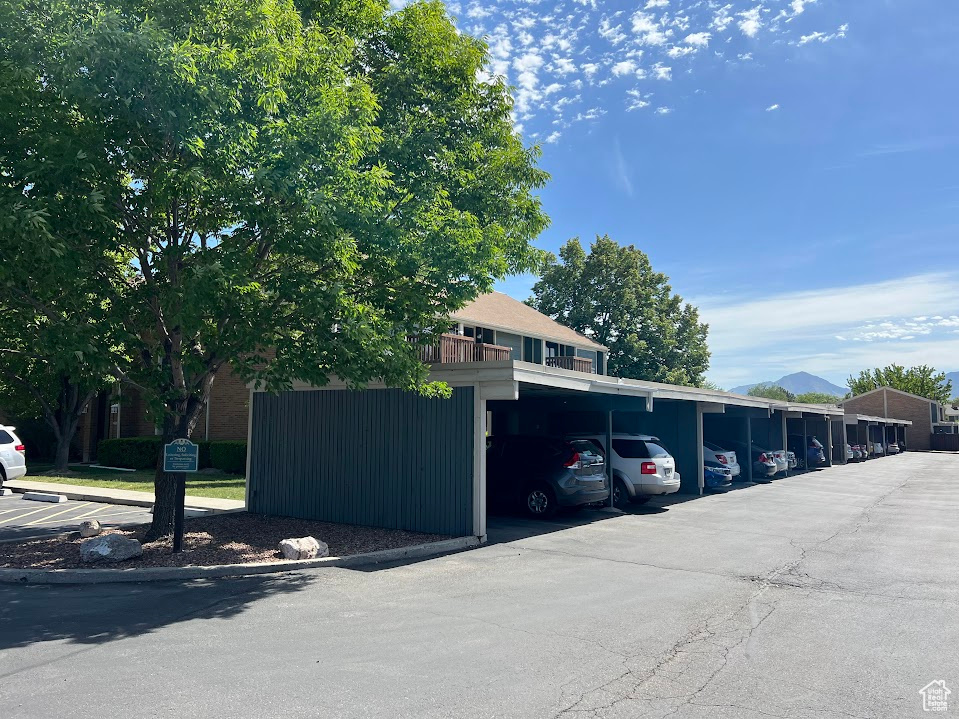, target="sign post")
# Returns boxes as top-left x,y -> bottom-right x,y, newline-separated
163,438 -> 199,553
